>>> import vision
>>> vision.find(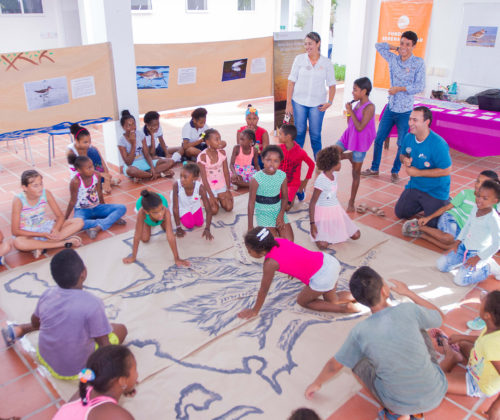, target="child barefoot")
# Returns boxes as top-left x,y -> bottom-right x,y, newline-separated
237,227 -> 359,319
0,229 -> 11,266
197,129 -> 234,215
64,157 -> 126,239
143,110 -> 183,162
248,145 -> 294,241
410,170 -> 498,249
53,345 -> 138,420
336,77 -> 376,212
68,123 -> 121,194
123,189 -> 189,267
1,249 -> 128,379
171,163 -> 213,240
437,179 -> 500,285
237,105 -> 269,167
230,129 -> 259,189
12,170 -> 83,258
437,290 -> 500,419
117,110 -> 174,181
309,147 -> 360,249
278,124 -> 315,210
